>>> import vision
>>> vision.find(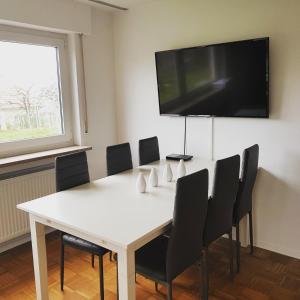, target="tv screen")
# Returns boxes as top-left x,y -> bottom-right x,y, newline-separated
155,38 -> 269,118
